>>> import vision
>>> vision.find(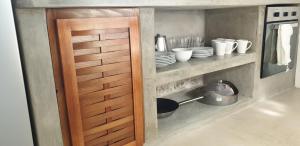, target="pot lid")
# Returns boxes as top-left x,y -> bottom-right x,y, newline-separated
205,80 -> 235,96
